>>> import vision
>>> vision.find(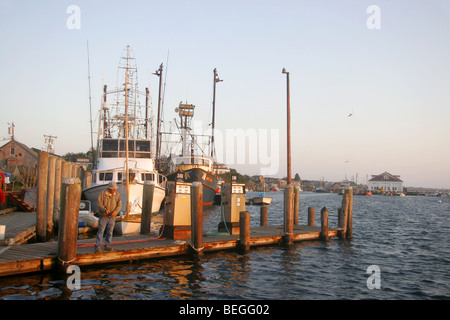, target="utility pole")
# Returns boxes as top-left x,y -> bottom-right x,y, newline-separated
282,68 -> 291,184
44,134 -> 57,153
